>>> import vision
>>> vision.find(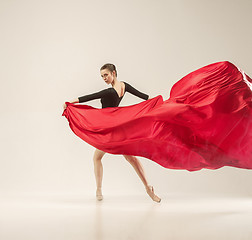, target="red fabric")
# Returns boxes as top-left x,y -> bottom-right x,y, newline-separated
62,61 -> 252,171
